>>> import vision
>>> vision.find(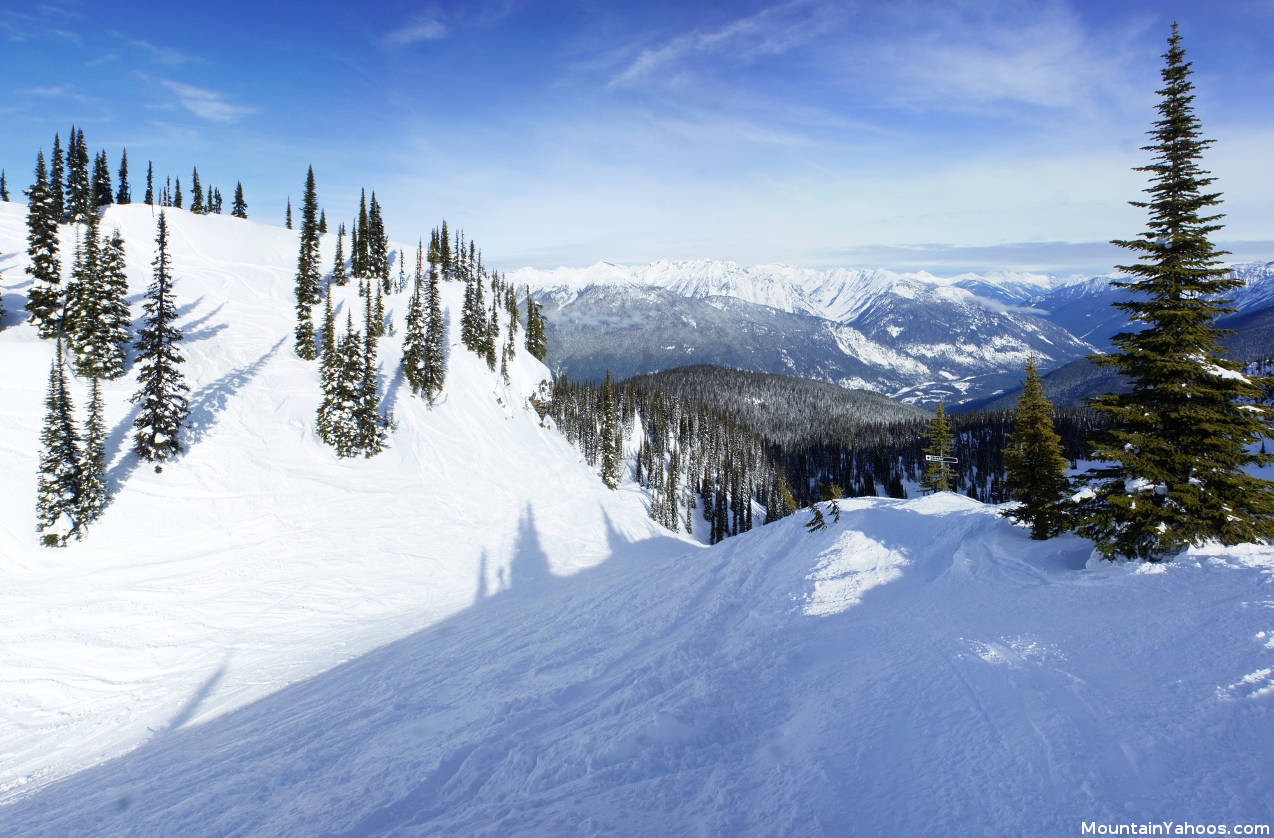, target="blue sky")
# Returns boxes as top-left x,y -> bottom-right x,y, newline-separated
3,0 -> 1272,275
